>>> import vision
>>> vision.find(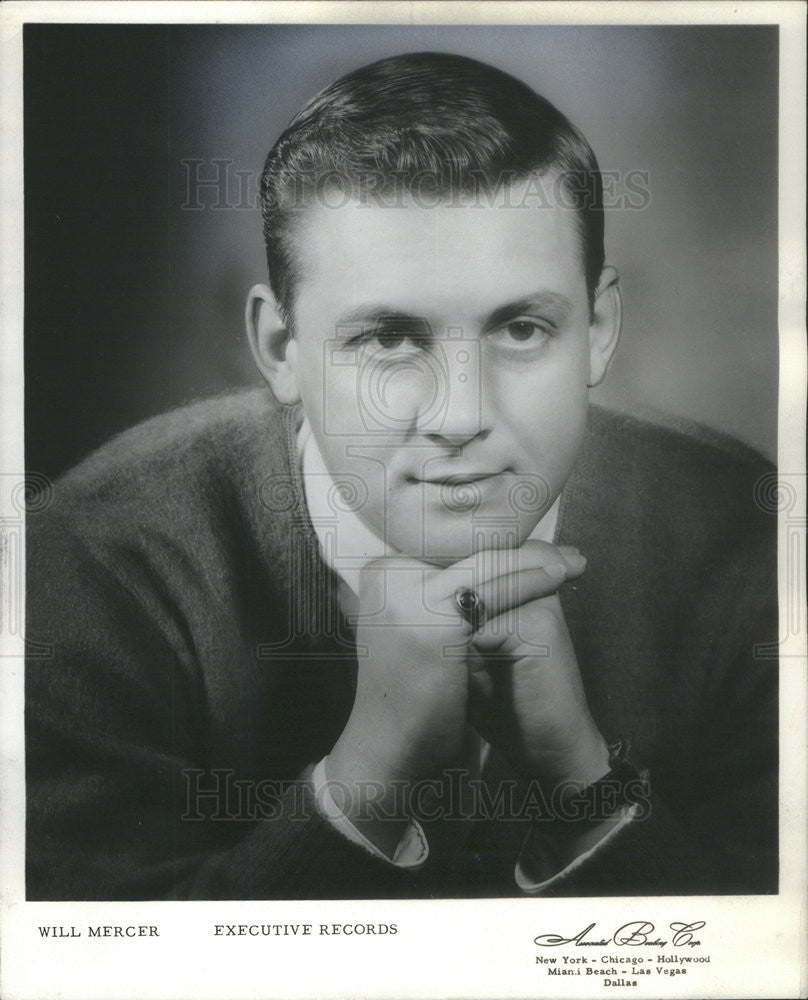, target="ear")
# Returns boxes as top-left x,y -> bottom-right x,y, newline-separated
245,283 -> 300,404
587,265 -> 622,388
